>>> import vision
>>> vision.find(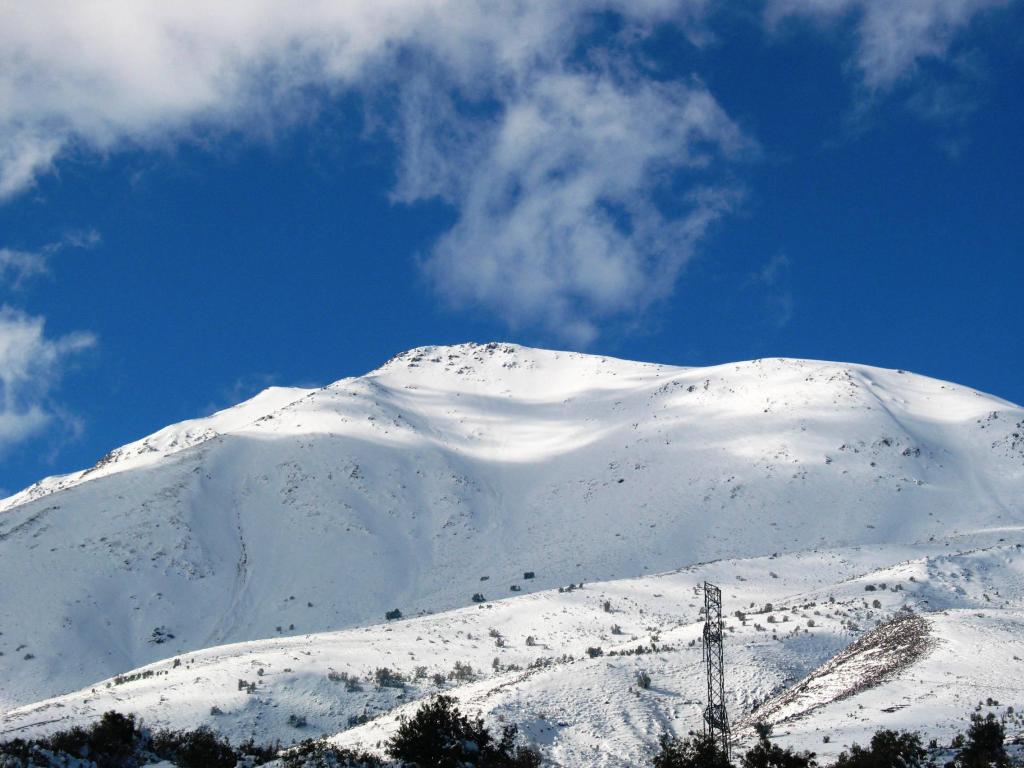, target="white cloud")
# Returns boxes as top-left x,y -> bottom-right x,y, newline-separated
0,307 -> 96,449
0,231 -> 101,450
412,71 -> 748,344
0,1 -> 694,200
0,248 -> 49,288
2,1 -> 1005,342
766,0 -> 1010,90
748,253 -> 794,329
0,0 -> 733,343
0,230 -> 100,289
